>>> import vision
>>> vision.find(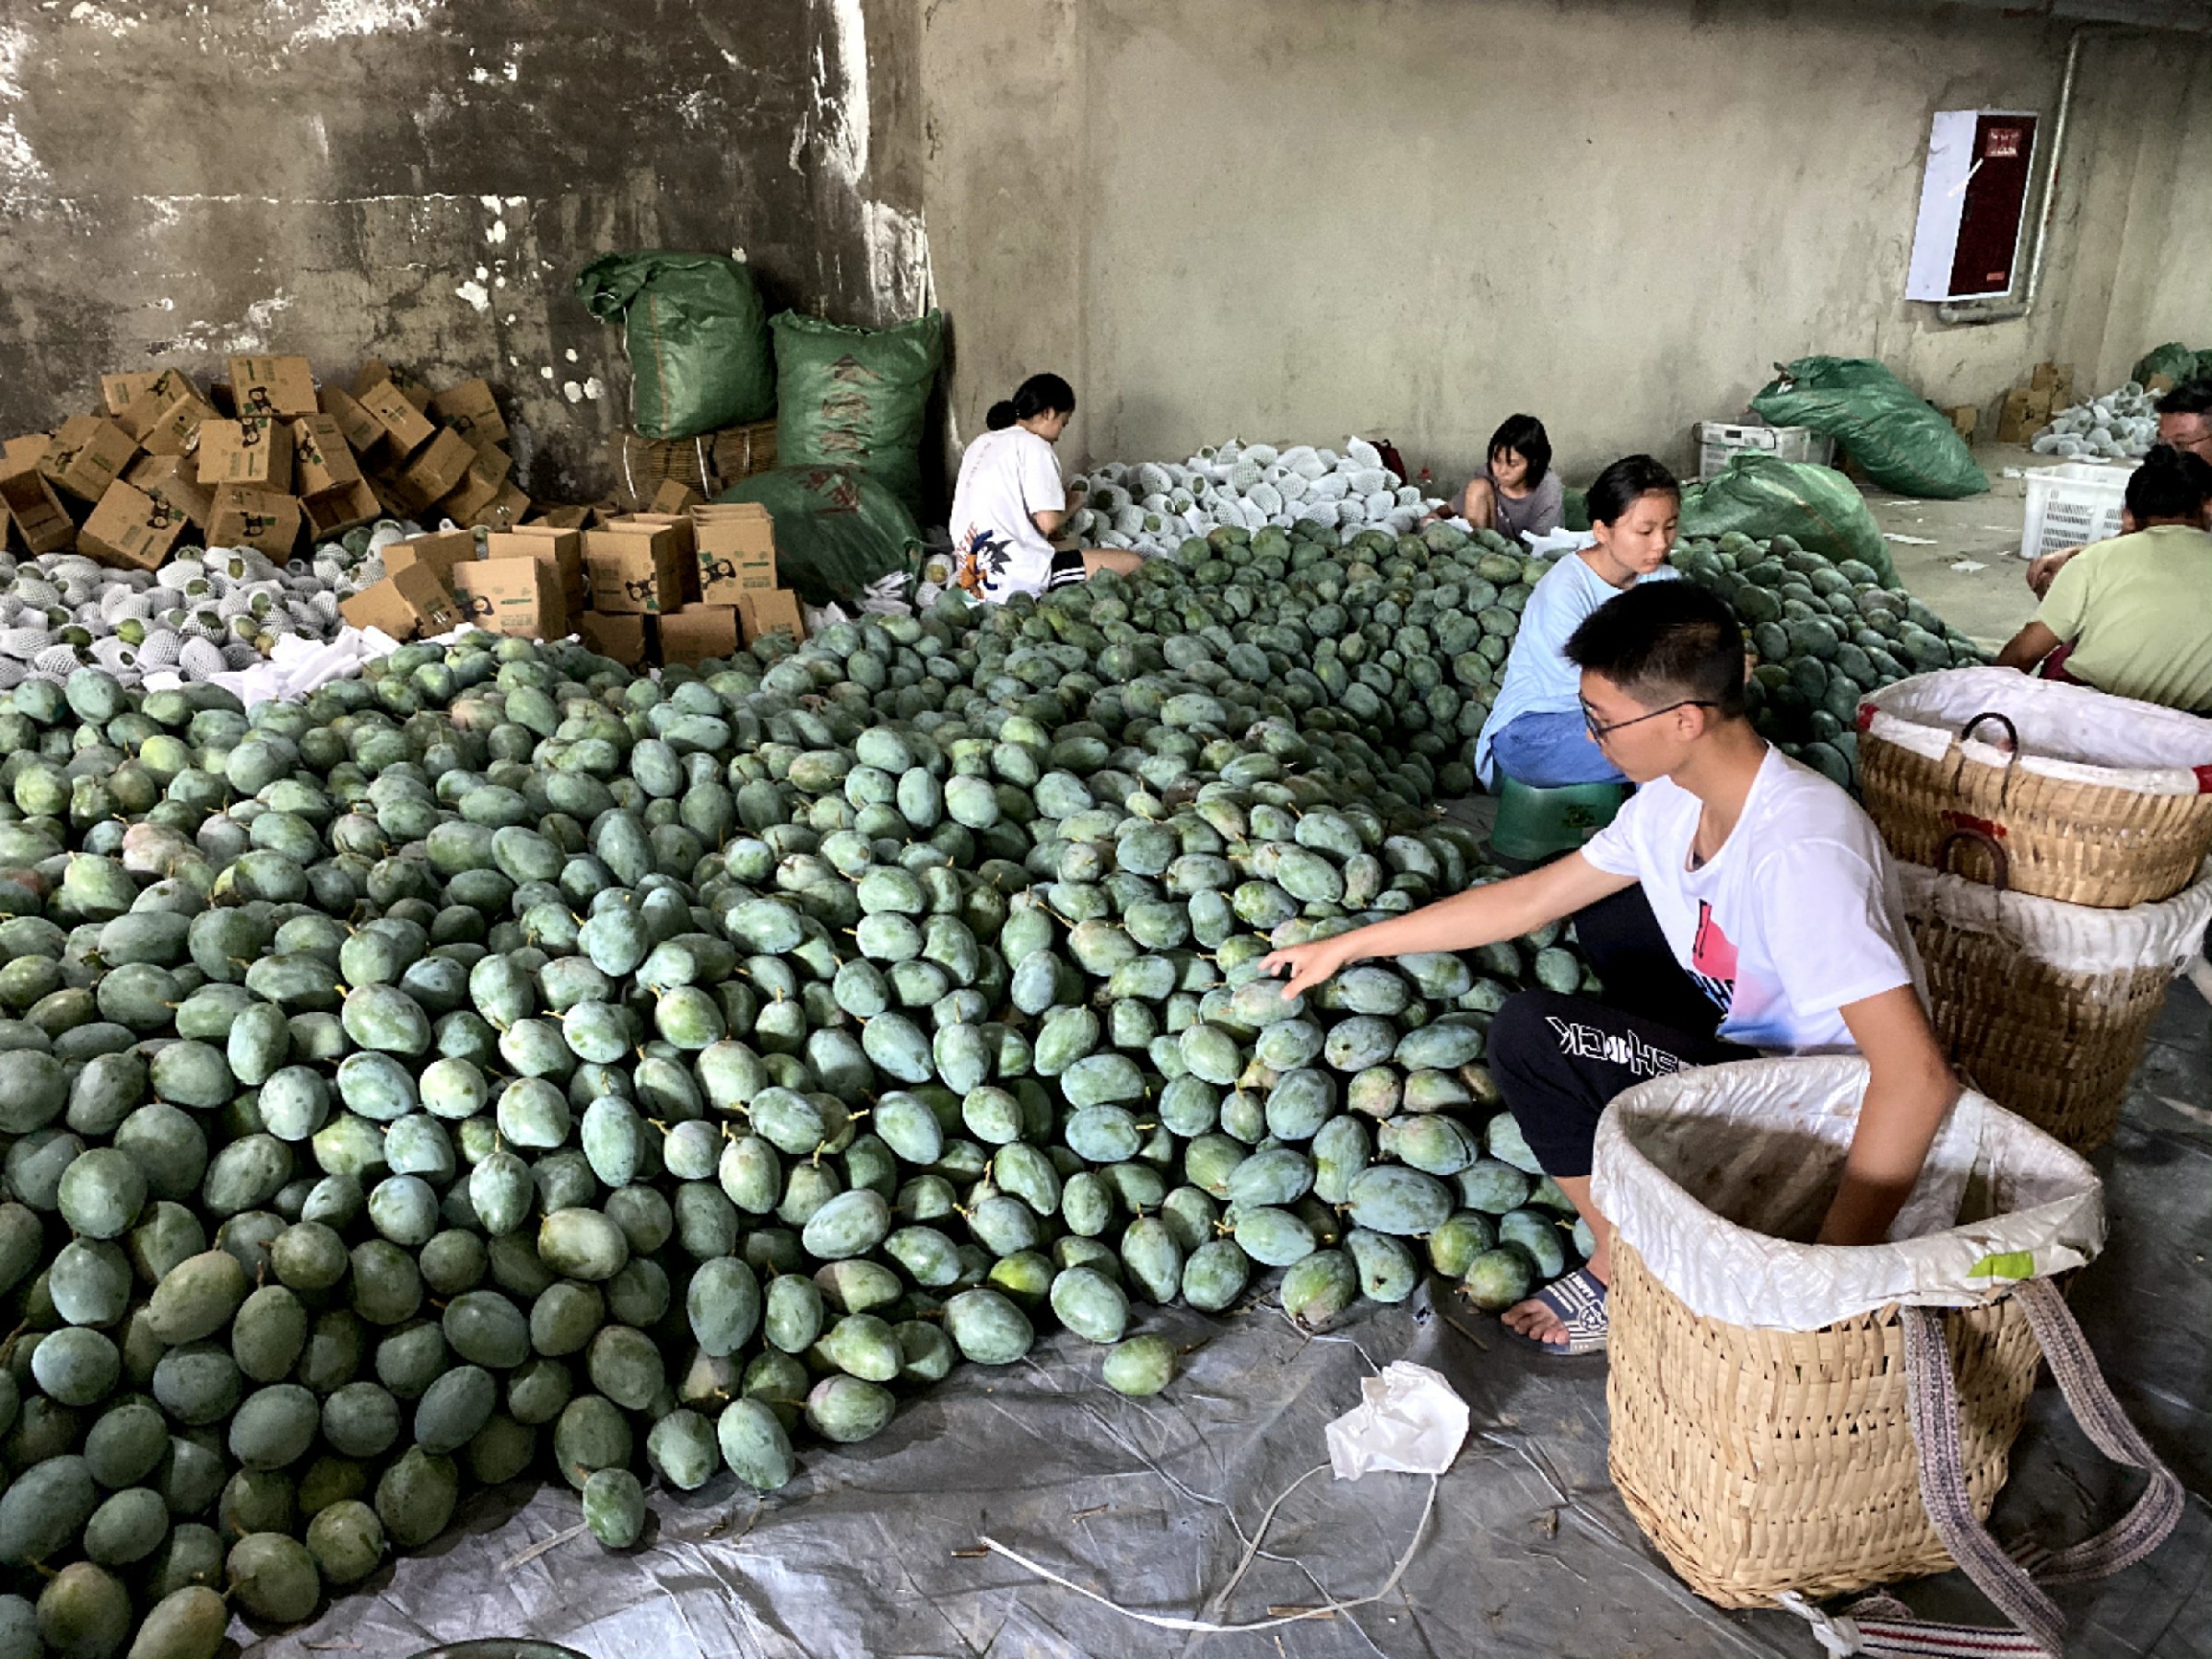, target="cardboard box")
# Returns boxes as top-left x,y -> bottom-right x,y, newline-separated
465,481 -> 531,533
117,370 -> 200,440
0,459 -> 76,554
607,512 -> 699,602
452,556 -> 564,641
78,479 -> 188,572
290,415 -> 363,497
658,604 -> 741,665
489,526 -> 585,615
738,586 -> 806,646
1943,405 -> 1979,442
428,379 -> 509,450
125,453 -> 215,529
358,381 -> 436,454
302,478 -> 382,540
385,529 -> 477,588
437,458 -> 507,524
531,504 -> 595,531
195,416 -> 293,489
399,428 -> 477,508
356,359 -> 432,411
100,372 -> 162,418
4,433 -> 49,470
206,486 -> 301,559
338,561 -> 462,644
1997,387 -> 2038,445
318,385 -> 388,458
40,416 -> 140,503
578,610 -> 650,666
134,388 -> 216,457
651,478 -> 706,513
692,501 -> 778,604
583,527 -> 685,614
229,355 -> 318,419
